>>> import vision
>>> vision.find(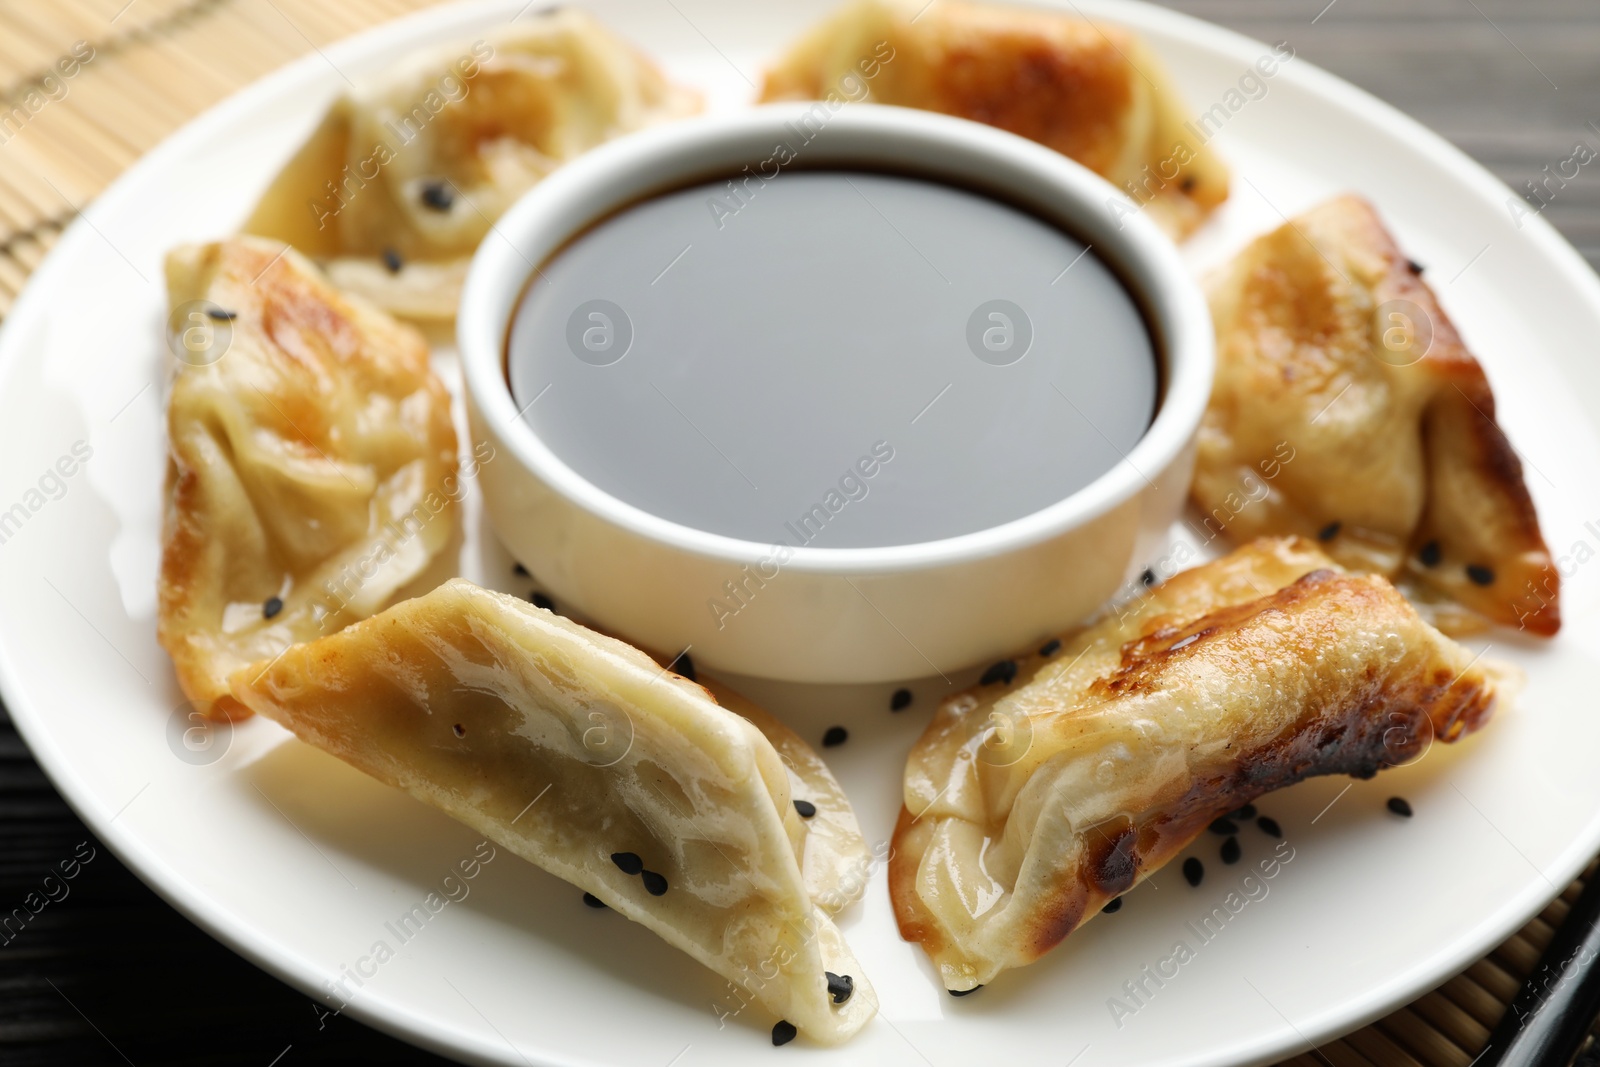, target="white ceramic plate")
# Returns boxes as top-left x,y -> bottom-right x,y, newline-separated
3,2 -> 1599,1065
